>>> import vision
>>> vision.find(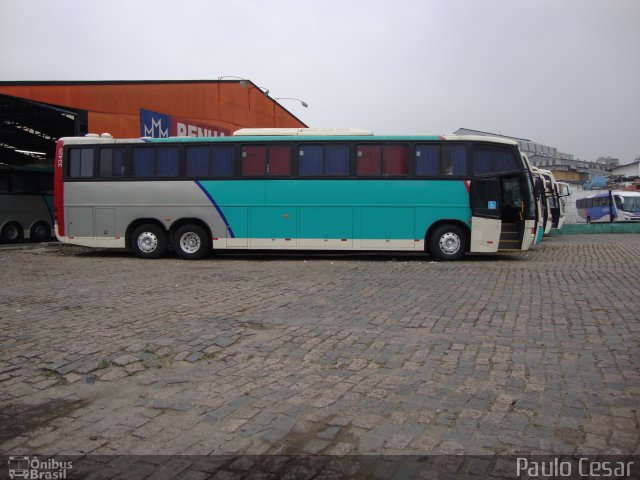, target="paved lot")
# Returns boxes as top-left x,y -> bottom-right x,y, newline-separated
0,235 -> 639,476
